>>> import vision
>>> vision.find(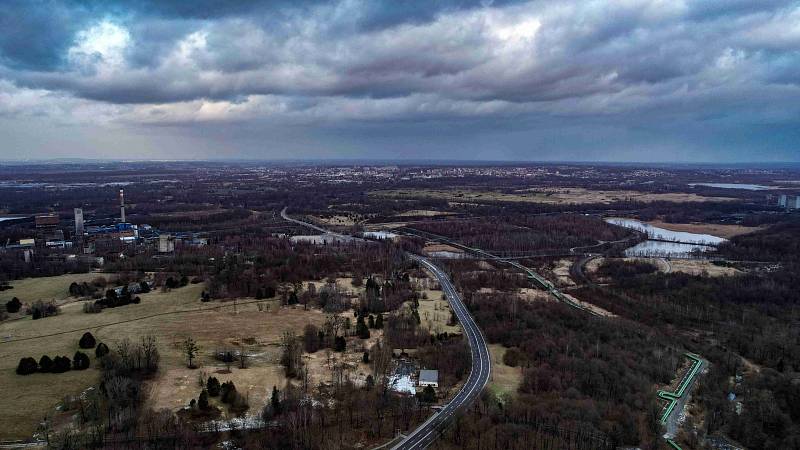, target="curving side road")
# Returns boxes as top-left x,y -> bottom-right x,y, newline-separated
280,208 -> 491,449
392,255 -> 491,450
